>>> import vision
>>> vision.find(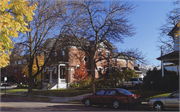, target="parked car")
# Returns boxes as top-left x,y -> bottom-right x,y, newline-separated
122,77 -> 143,88
1,82 -> 16,86
0,82 -> 5,86
81,88 -> 141,109
148,90 -> 179,111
